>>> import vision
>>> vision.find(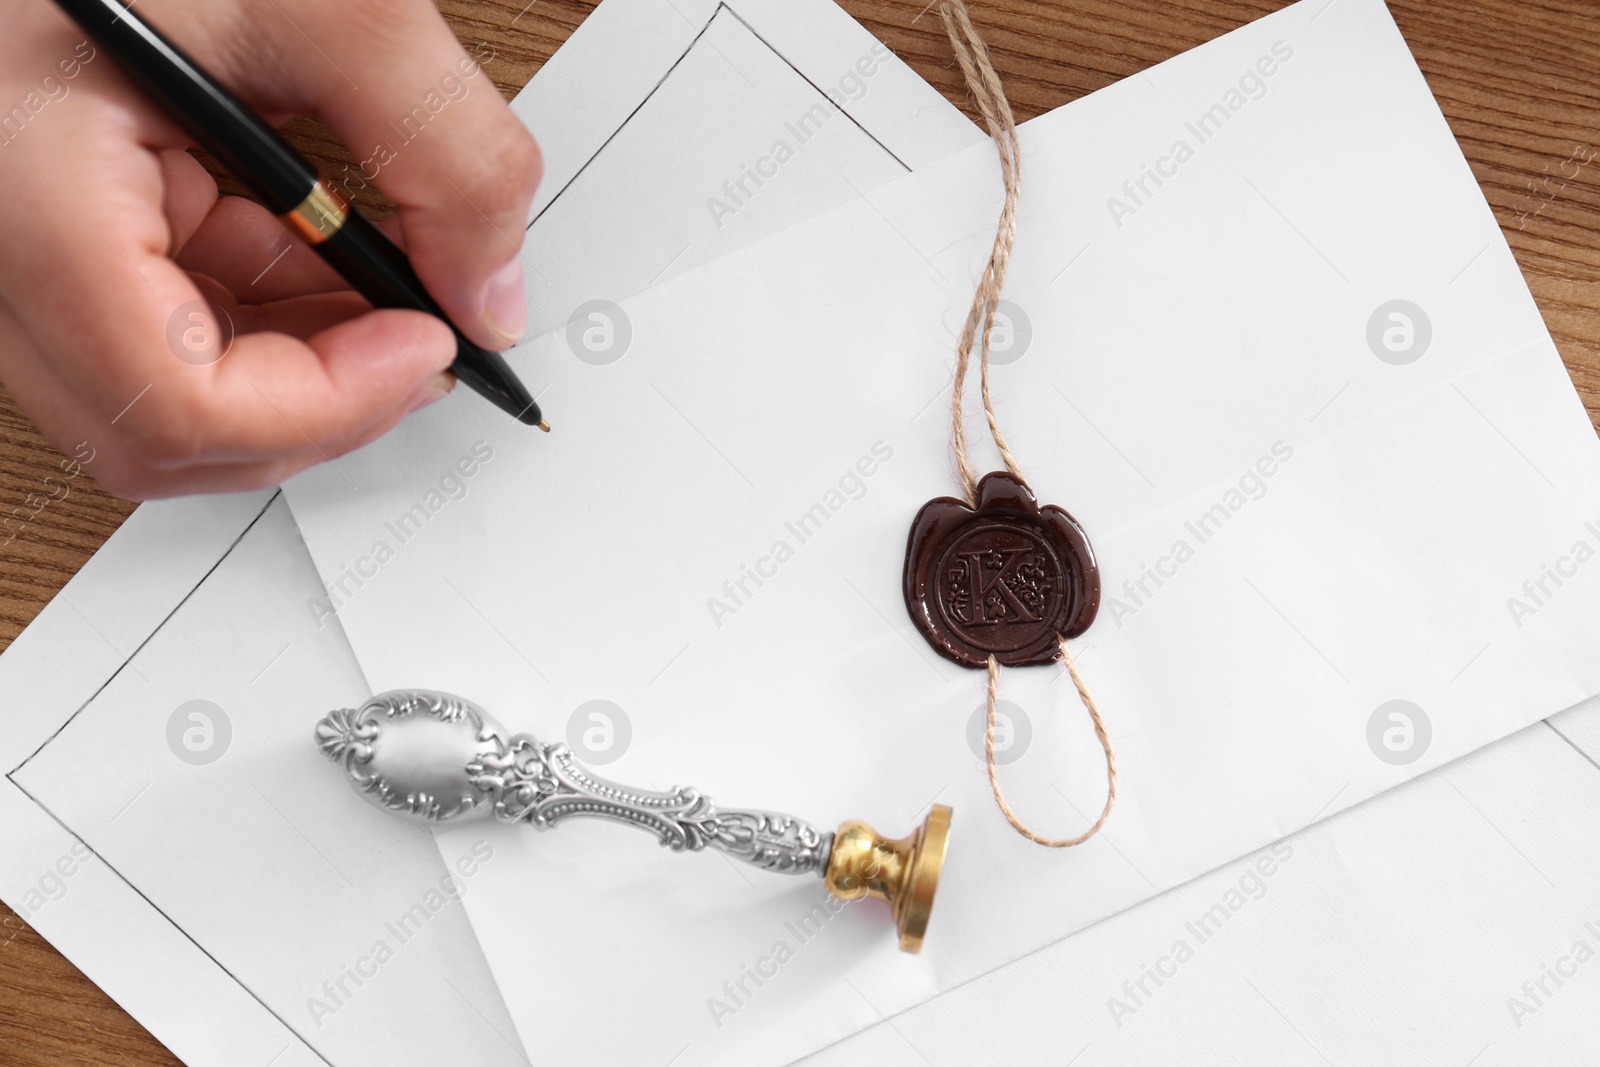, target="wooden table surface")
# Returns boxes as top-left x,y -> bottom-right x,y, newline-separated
0,0 -> 1595,1062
